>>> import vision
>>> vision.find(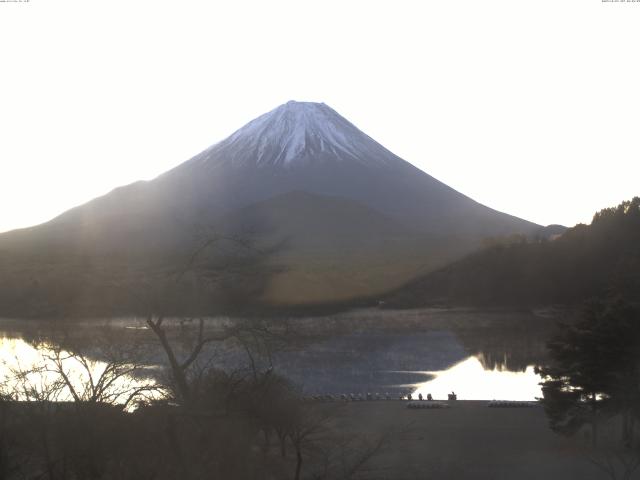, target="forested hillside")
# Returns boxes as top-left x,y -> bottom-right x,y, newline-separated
387,198 -> 640,308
